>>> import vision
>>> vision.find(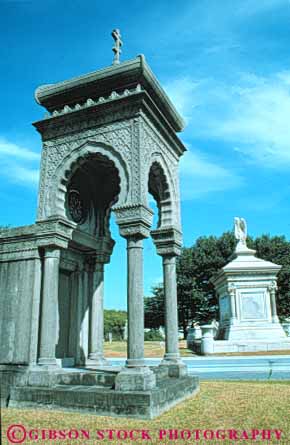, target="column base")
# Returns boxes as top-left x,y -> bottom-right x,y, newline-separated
85,355 -> 110,368
37,358 -> 60,368
115,366 -> 156,391
125,358 -> 145,367
159,355 -> 187,378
